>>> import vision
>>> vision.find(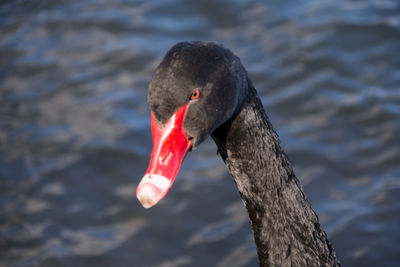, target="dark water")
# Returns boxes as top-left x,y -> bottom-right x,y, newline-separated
1,0 -> 400,266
